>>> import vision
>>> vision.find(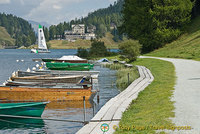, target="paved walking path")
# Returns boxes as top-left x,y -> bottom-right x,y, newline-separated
141,56 -> 200,134
76,66 -> 154,134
